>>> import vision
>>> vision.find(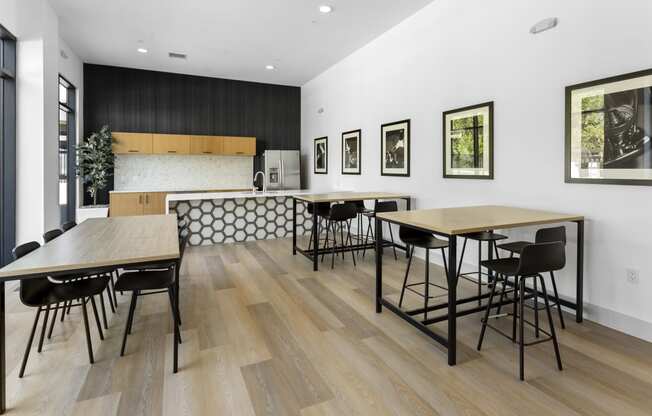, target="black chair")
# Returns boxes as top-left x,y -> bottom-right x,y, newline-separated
62,221 -> 77,231
306,202 -> 332,251
398,226 -> 449,320
477,242 -> 564,380
114,233 -> 188,373
361,201 -> 399,260
12,242 -> 109,377
497,226 -> 567,328
321,203 -> 357,269
457,231 -> 508,303
42,229 -> 63,243
350,200 -> 371,245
